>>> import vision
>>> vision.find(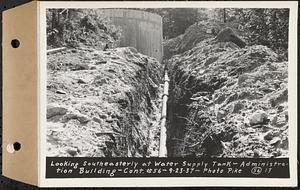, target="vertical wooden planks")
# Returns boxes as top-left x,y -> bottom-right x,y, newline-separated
101,9 -> 163,62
